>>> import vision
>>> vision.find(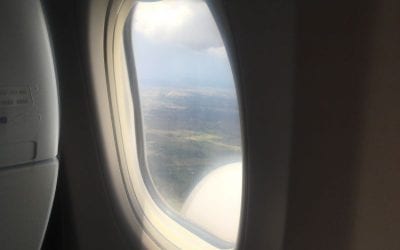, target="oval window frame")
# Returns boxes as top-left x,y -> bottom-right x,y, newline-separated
104,0 -> 246,249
